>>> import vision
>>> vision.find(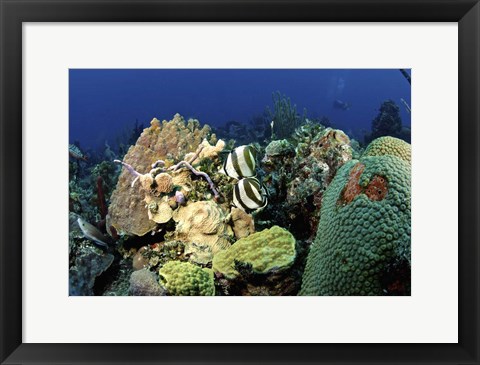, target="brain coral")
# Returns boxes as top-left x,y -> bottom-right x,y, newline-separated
172,200 -> 233,258
108,114 -> 213,236
363,136 -> 411,163
299,155 -> 411,296
212,225 -> 296,280
159,261 -> 215,296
